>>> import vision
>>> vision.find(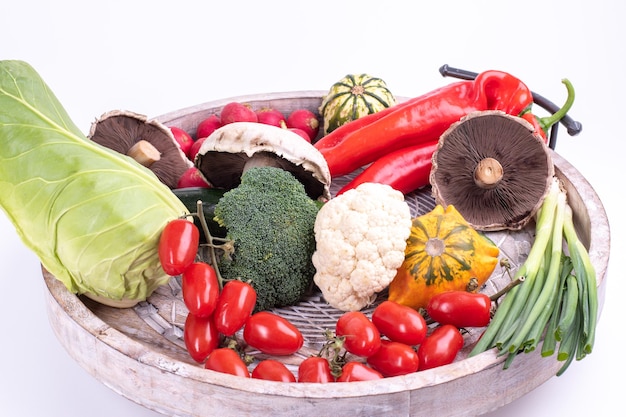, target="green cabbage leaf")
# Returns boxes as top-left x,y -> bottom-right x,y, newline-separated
0,60 -> 188,304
